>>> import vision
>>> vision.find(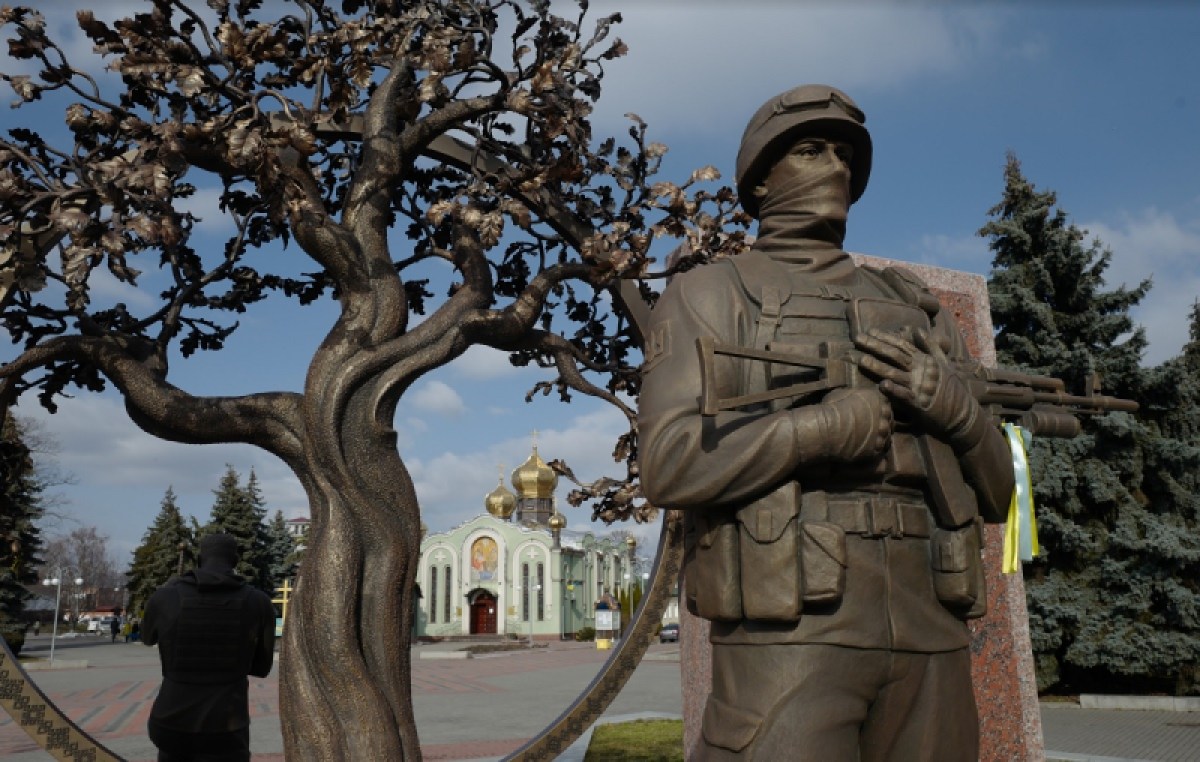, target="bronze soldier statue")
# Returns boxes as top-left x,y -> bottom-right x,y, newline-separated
638,85 -> 1015,760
